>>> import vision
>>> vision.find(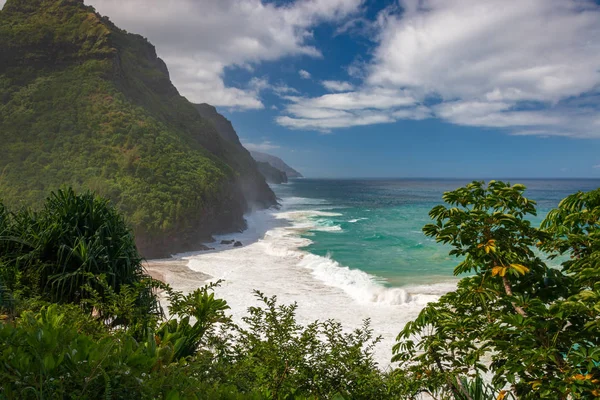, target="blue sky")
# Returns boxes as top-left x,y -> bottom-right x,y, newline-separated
25,0 -> 600,177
